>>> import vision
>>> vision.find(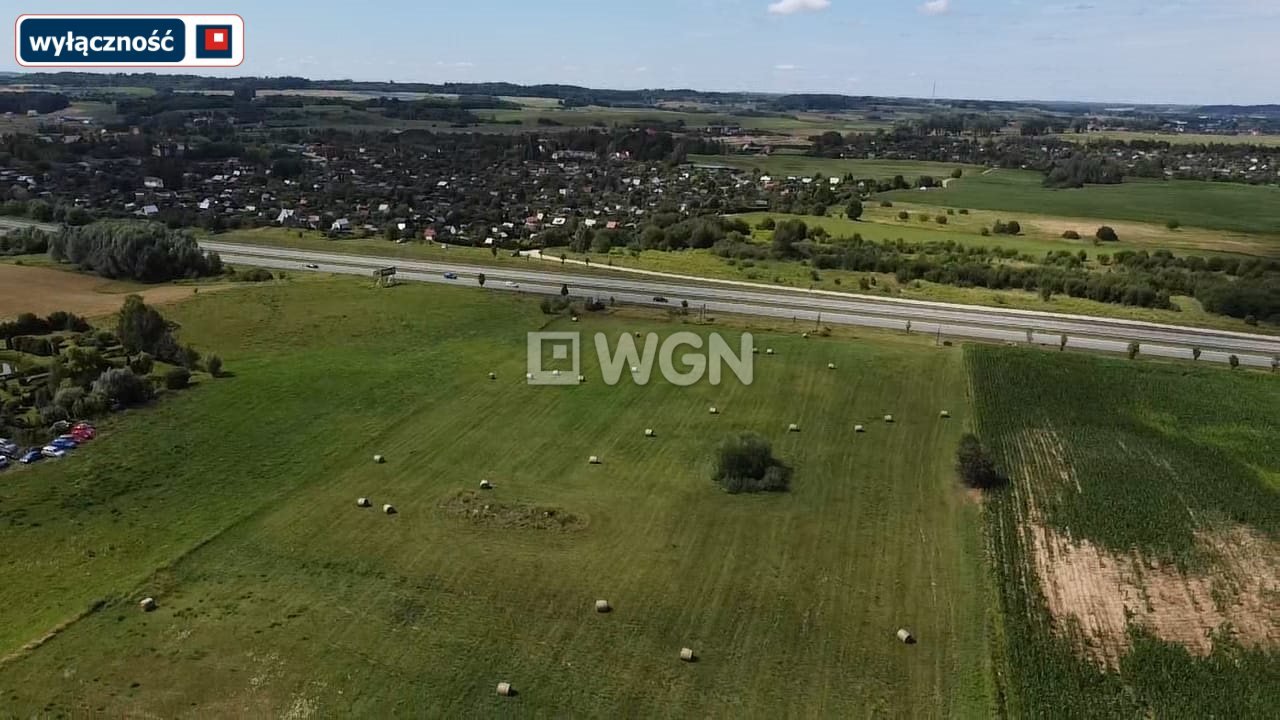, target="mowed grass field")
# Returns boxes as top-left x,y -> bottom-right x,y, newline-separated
690,153 -> 978,181
0,278 -> 993,716
883,169 -> 1280,237
968,346 -> 1280,718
